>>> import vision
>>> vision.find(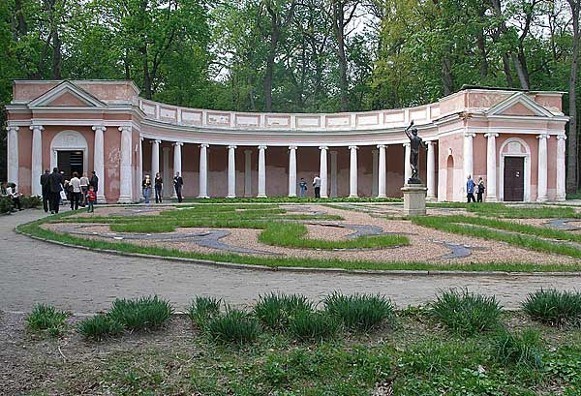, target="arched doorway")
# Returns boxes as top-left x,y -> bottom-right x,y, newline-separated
499,138 -> 531,202
446,155 -> 454,201
50,130 -> 89,179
